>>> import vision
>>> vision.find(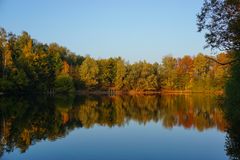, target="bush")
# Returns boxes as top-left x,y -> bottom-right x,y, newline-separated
0,78 -> 14,93
54,74 -> 75,94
